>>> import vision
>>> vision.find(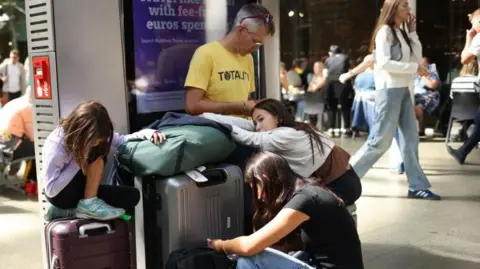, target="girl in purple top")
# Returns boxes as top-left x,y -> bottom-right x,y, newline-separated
43,101 -> 163,220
